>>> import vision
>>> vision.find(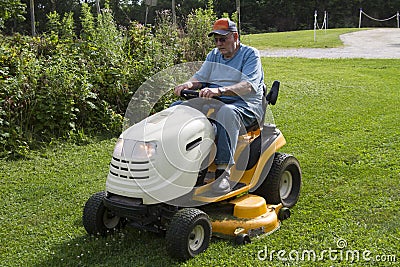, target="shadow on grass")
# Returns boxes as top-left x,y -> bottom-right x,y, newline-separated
35,227 -> 179,267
